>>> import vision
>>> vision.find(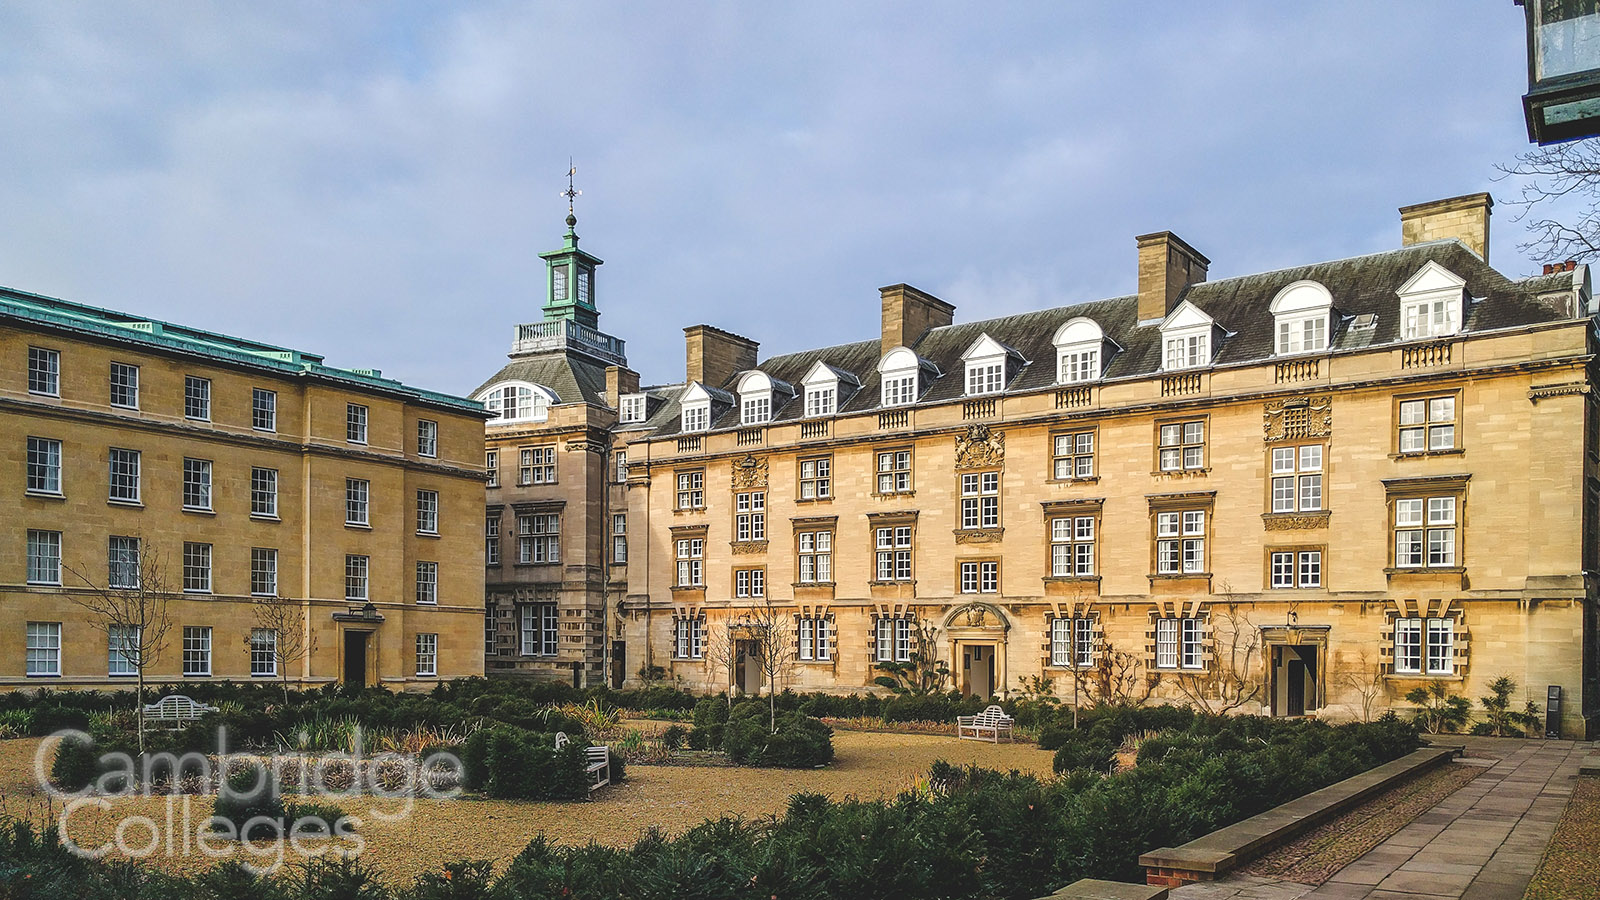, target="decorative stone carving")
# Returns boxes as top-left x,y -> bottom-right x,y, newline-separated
1261,512 -> 1332,531
731,455 -> 768,490
729,540 -> 769,556
954,424 -> 1005,470
953,528 -> 1004,544
1263,395 -> 1332,443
